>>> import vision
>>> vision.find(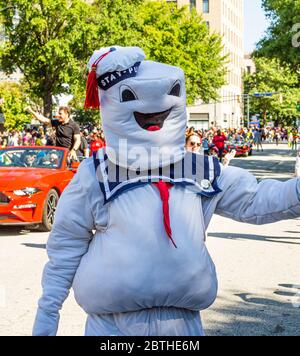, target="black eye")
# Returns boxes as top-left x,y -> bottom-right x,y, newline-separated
169,81 -> 181,97
121,88 -> 137,102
